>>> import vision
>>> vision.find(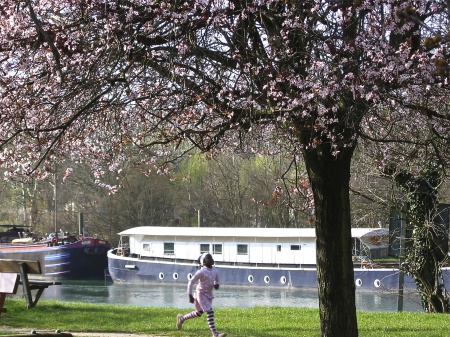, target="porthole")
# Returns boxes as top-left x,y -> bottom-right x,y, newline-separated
173,273 -> 179,280
280,276 -> 287,284
187,273 -> 193,280
247,275 -> 254,283
355,278 -> 362,287
158,272 -> 164,280
264,276 -> 270,284
374,279 -> 381,288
